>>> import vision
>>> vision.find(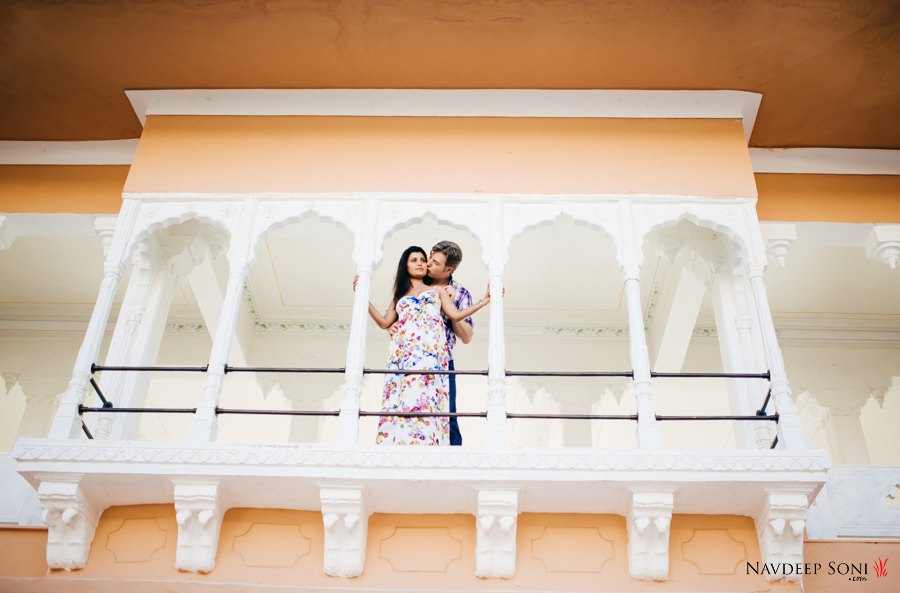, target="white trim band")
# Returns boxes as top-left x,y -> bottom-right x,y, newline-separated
0,140 -> 138,165
750,148 -> 900,175
126,89 -> 762,141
